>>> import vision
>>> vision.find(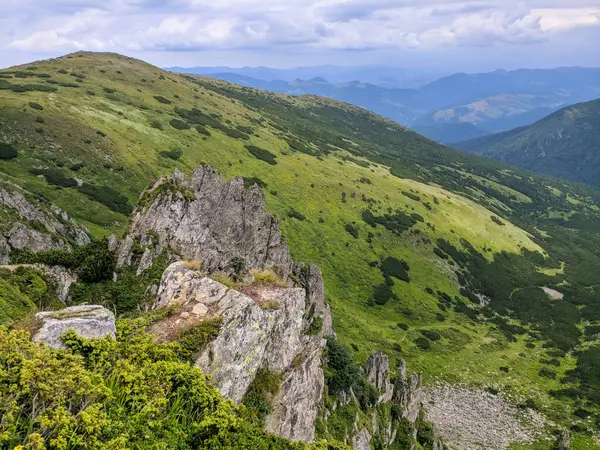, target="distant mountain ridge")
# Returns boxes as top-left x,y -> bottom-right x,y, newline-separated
172,66 -> 600,143
454,98 -> 600,186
